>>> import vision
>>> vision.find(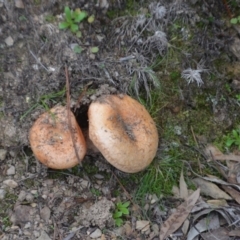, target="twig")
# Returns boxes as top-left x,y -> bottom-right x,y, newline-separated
65,65 -> 83,167
222,0 -> 233,18
28,47 -> 49,72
